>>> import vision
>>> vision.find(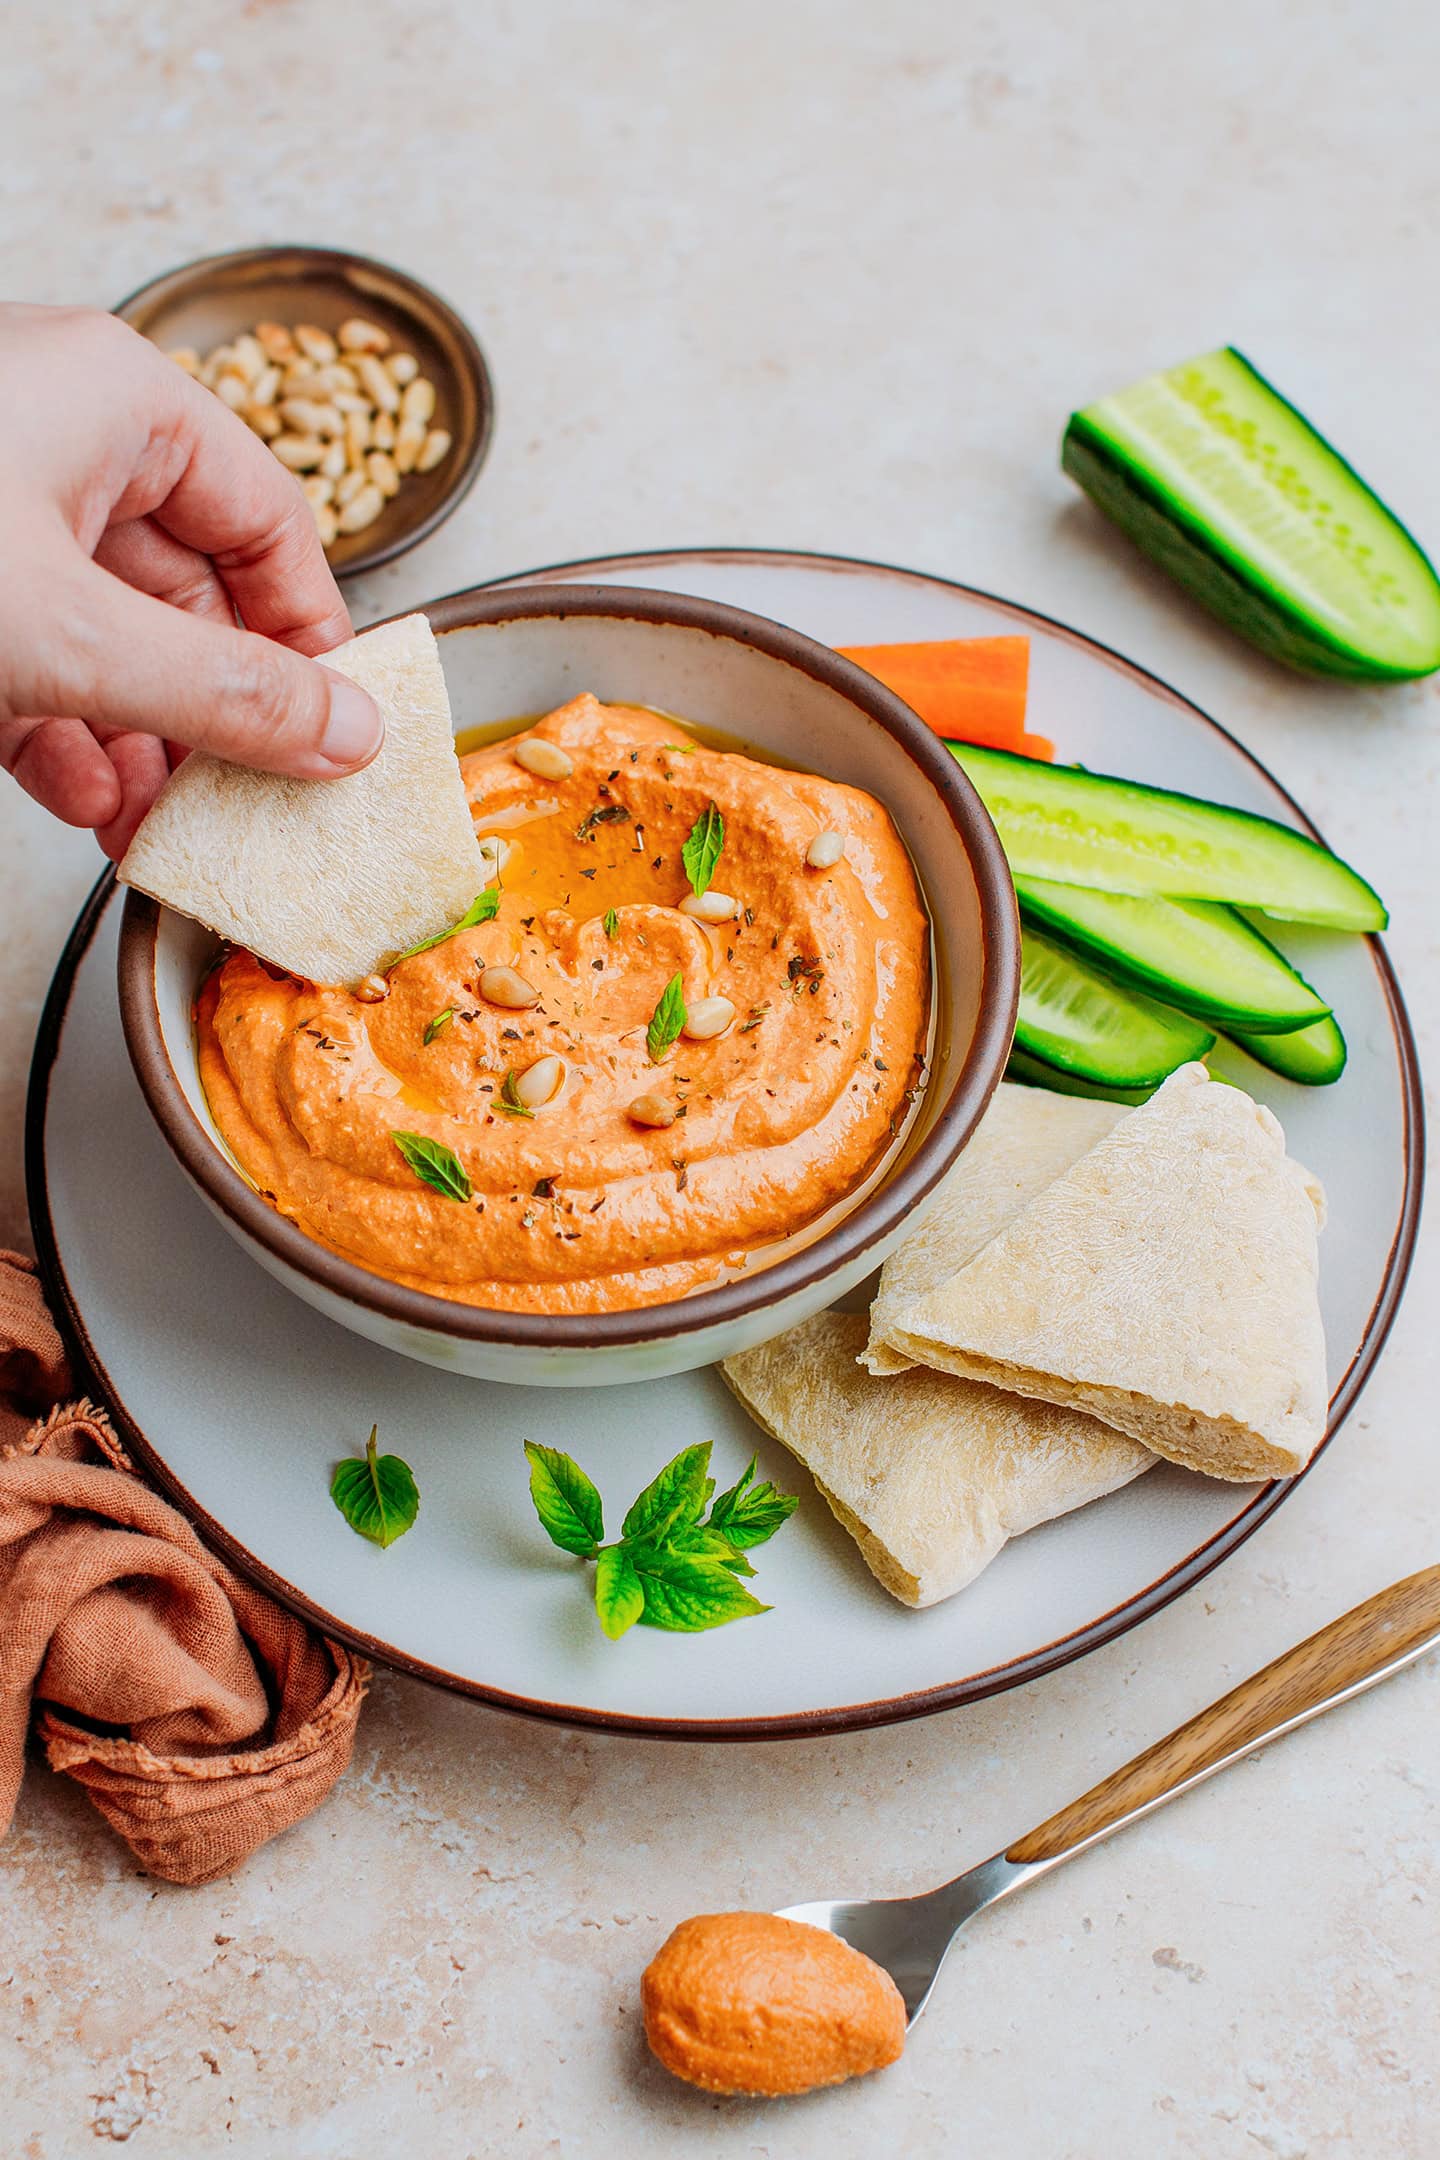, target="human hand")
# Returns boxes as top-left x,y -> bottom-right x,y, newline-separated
0,303 -> 384,861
